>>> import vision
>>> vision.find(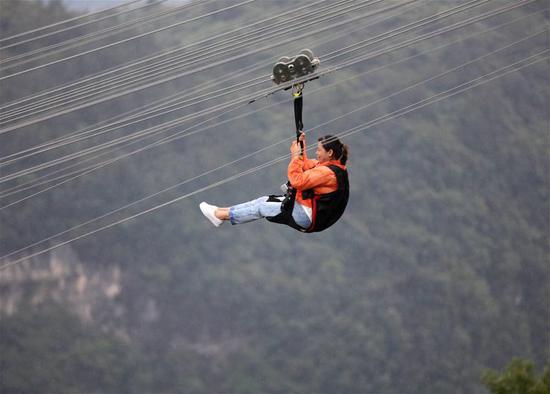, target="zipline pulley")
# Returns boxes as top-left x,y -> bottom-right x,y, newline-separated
271,49 -> 320,153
